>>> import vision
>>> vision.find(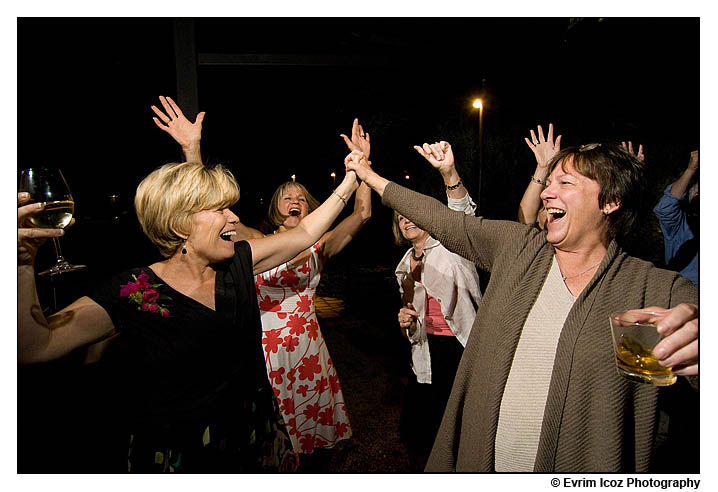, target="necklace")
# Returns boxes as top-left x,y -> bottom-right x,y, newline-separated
561,261 -> 602,282
411,249 -> 425,262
